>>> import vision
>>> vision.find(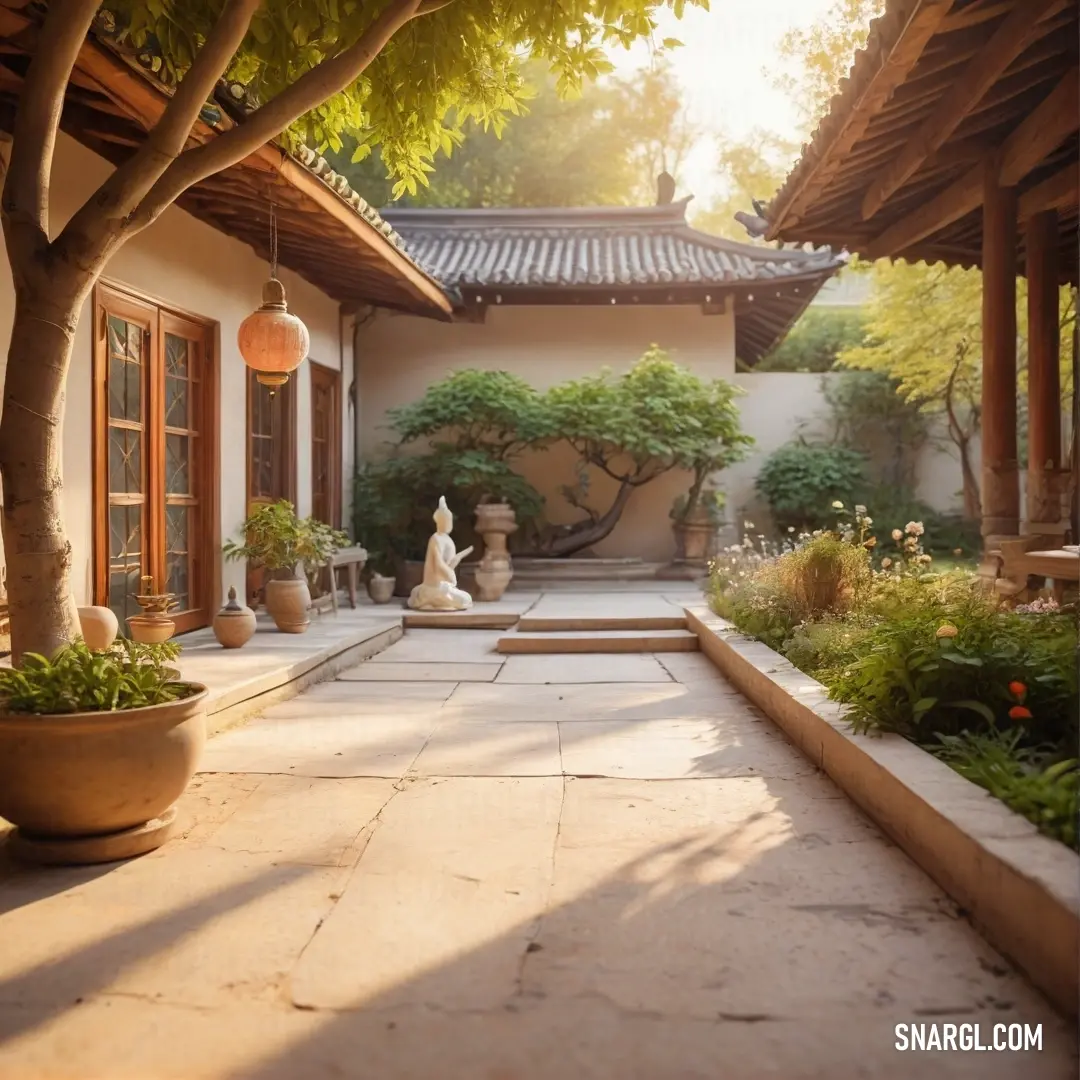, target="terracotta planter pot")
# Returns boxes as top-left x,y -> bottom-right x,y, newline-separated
77,606 -> 119,651
0,684 -> 208,863
367,574 -> 396,604
127,614 -> 176,644
264,577 -> 311,633
673,519 -> 715,563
